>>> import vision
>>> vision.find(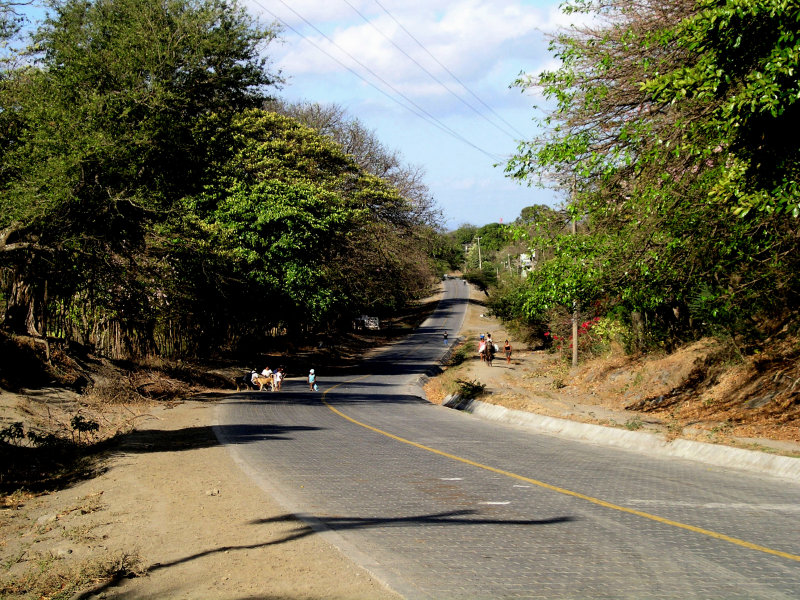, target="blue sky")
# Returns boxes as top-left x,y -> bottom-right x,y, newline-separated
247,0 -> 575,229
